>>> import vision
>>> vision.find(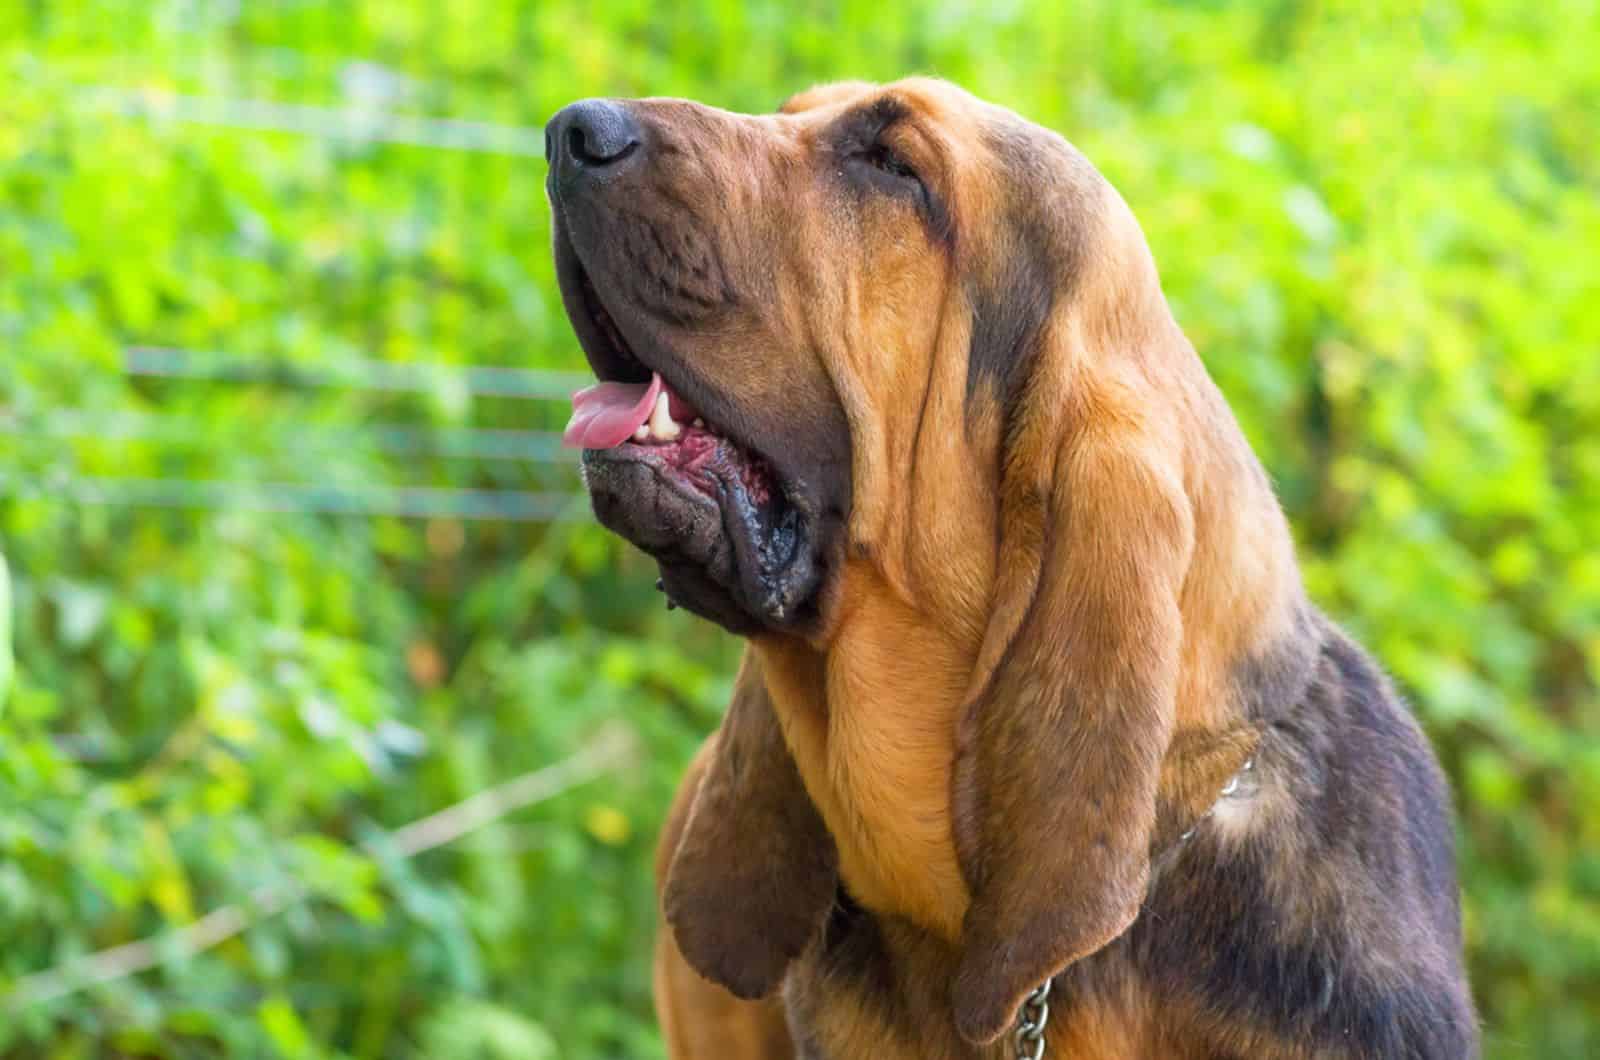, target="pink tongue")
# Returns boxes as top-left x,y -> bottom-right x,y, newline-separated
563,372 -> 663,449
